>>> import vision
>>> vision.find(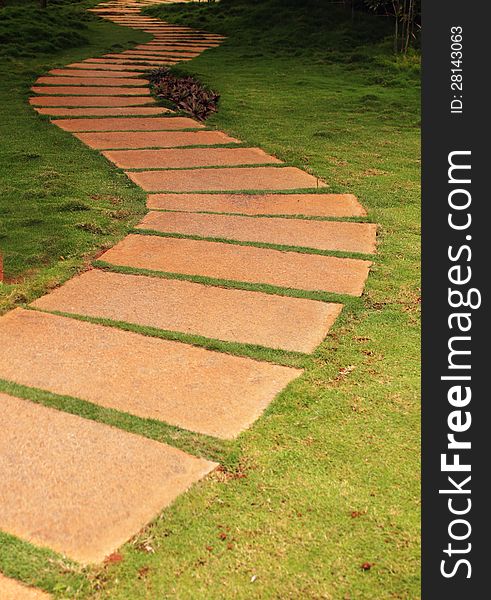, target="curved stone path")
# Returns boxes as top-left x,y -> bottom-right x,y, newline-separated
0,0 -> 376,590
